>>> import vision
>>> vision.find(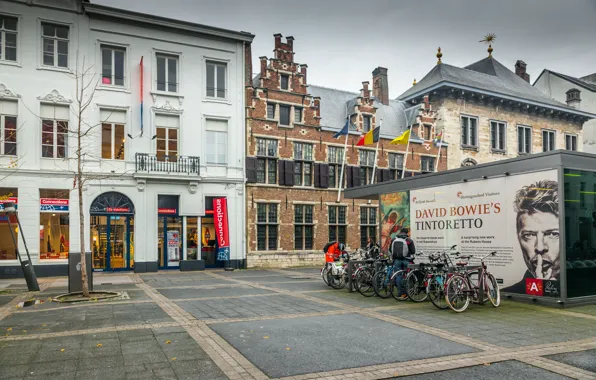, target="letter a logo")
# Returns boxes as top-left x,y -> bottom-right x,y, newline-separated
525,278 -> 544,296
